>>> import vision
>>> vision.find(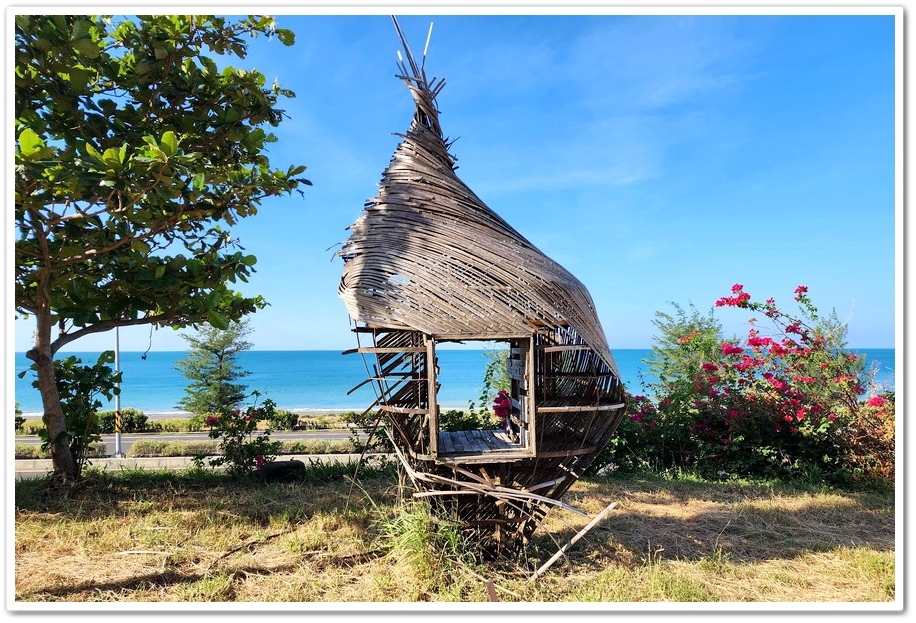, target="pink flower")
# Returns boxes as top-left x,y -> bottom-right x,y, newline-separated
867,396 -> 886,408
721,342 -> 744,356
255,455 -> 267,469
731,283 -> 744,294
701,363 -> 719,372
827,413 -> 837,420
794,285 -> 808,295
715,290 -> 750,307
204,416 -> 219,426
747,335 -> 774,348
